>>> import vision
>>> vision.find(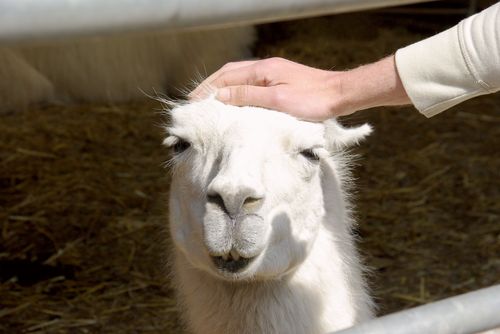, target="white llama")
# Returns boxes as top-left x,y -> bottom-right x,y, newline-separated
164,97 -> 374,334
0,27 -> 253,112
